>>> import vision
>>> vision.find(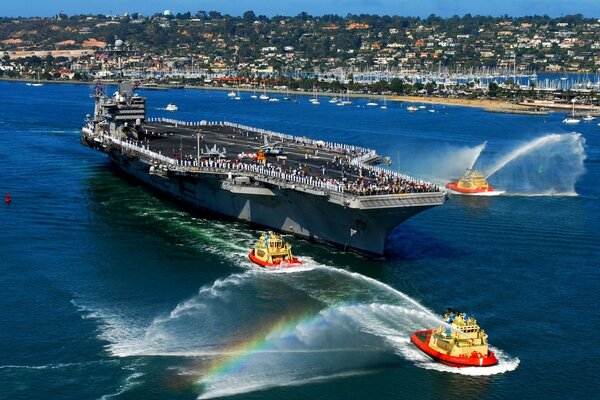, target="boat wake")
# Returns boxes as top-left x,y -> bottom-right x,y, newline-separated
74,262 -> 518,398
396,338 -> 519,376
501,191 -> 578,197
447,189 -> 505,197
